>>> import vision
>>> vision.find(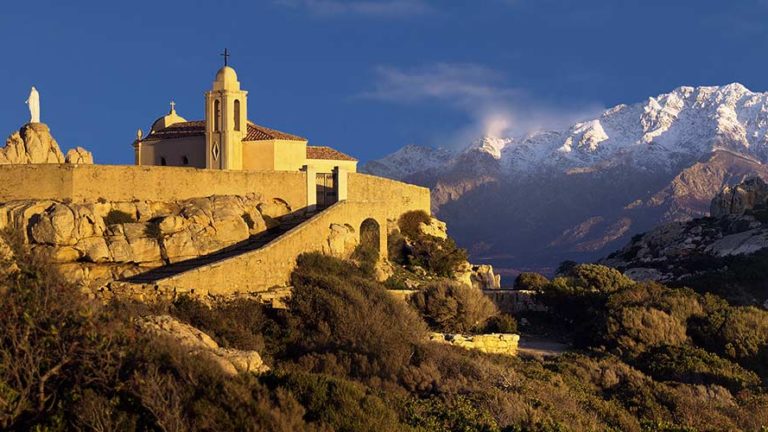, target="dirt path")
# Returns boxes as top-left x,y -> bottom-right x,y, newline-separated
517,335 -> 570,359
